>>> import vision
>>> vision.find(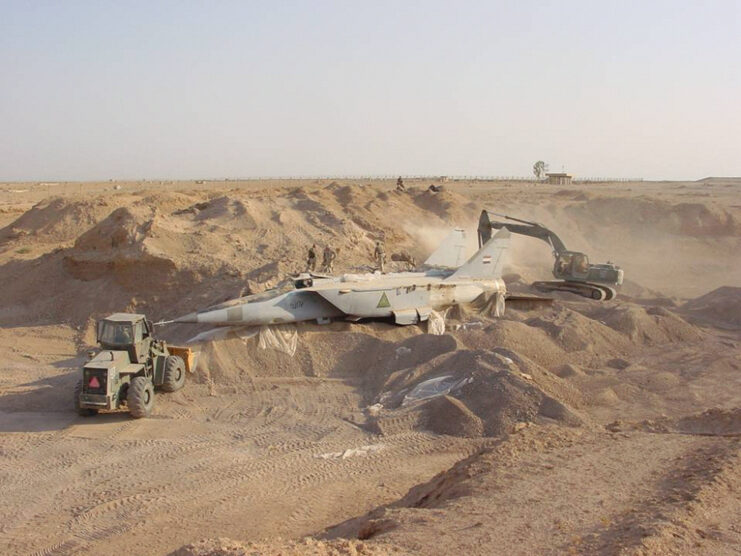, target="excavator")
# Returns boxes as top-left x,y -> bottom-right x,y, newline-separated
478,211 -> 623,301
